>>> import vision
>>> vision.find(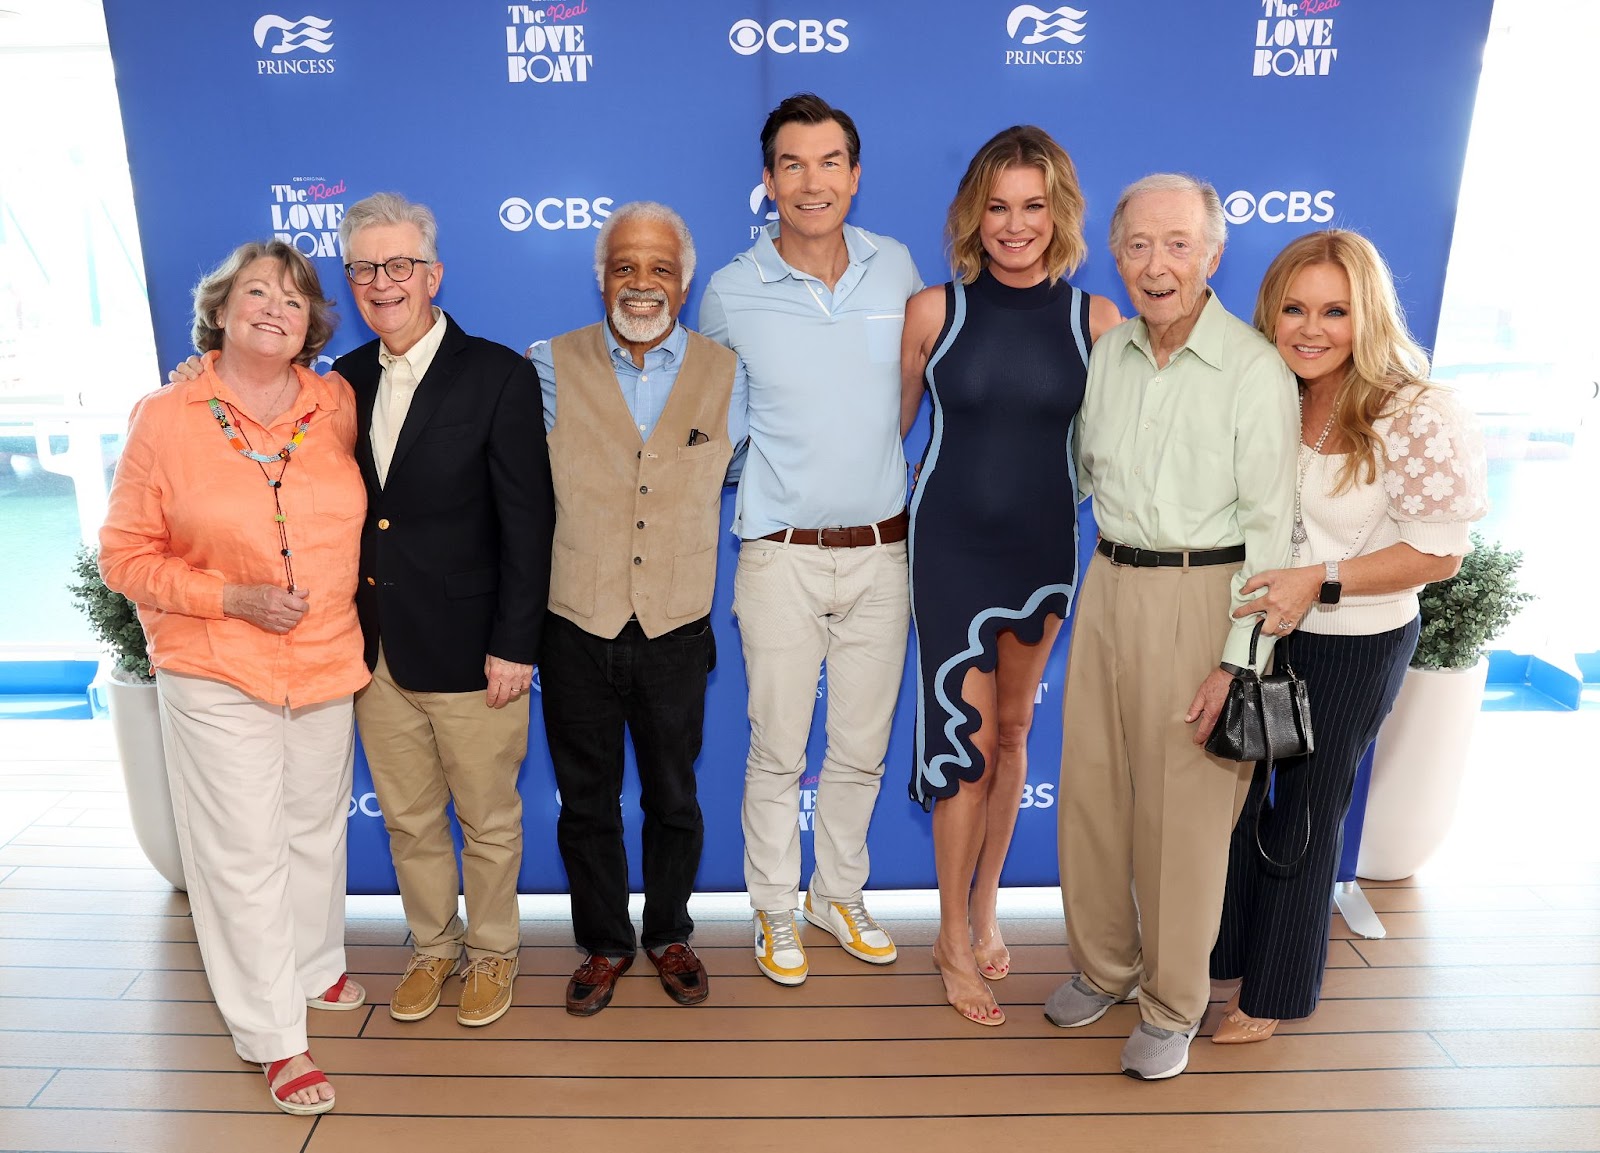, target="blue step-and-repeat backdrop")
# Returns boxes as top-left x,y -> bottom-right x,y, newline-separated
103,0 -> 1494,893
